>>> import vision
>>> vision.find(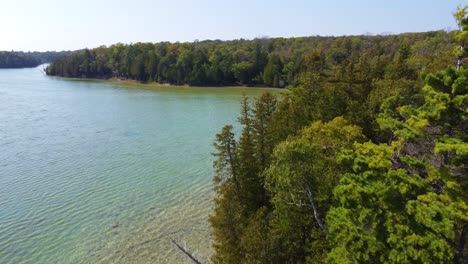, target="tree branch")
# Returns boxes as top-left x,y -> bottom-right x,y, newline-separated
305,186 -> 329,235
170,238 -> 203,264
282,187 -> 329,235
